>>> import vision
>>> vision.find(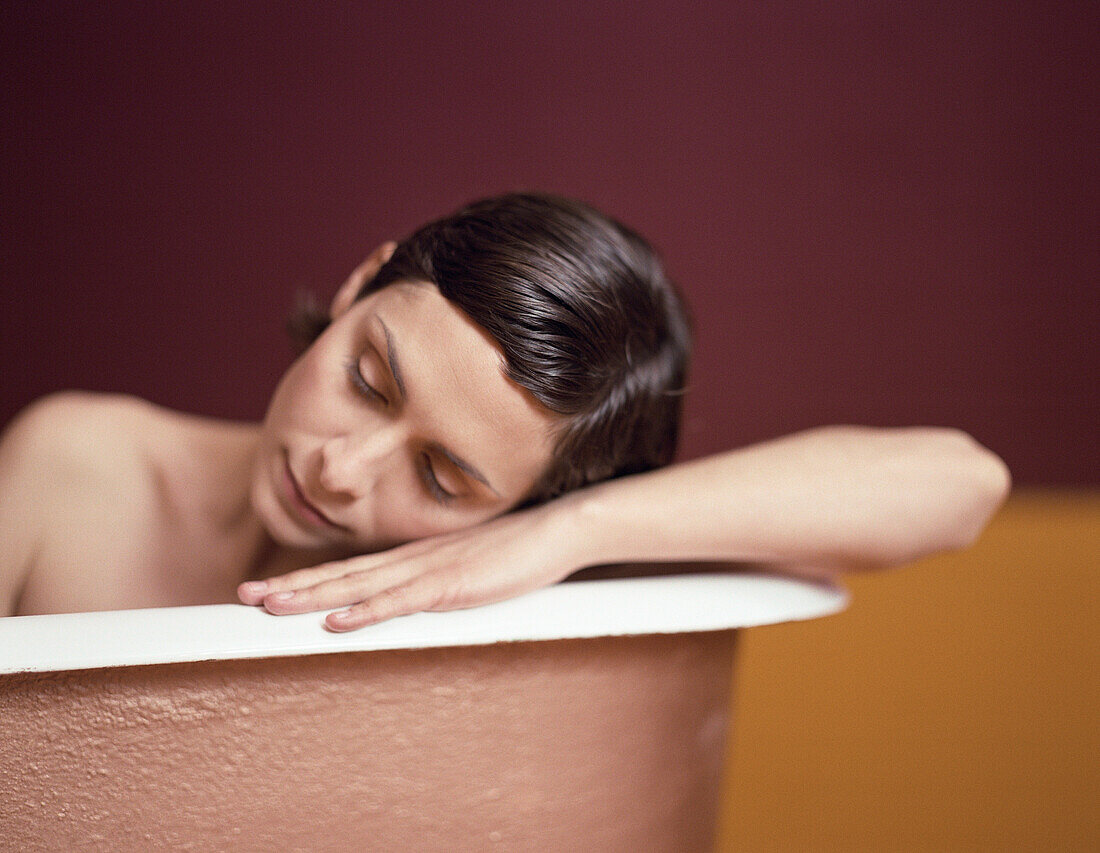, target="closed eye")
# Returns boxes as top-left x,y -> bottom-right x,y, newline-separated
418,453 -> 456,505
344,357 -> 388,405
